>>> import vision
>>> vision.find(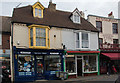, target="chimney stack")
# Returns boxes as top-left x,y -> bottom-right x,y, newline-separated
108,12 -> 114,18
80,11 -> 85,18
48,0 -> 56,11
